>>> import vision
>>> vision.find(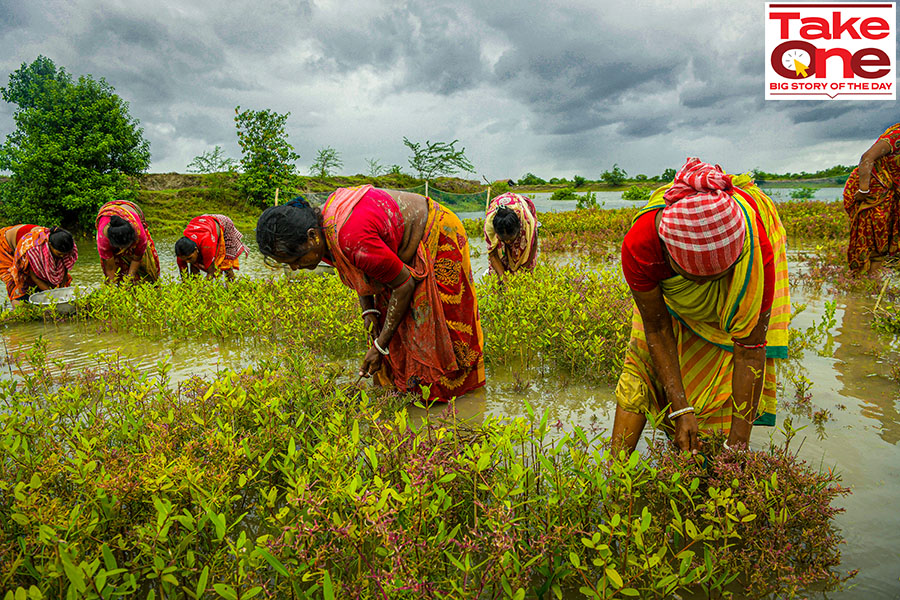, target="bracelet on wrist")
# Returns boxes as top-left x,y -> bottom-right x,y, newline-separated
361,308 -> 381,318
723,440 -> 745,452
733,338 -> 767,350
668,406 -> 695,420
373,338 -> 390,355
